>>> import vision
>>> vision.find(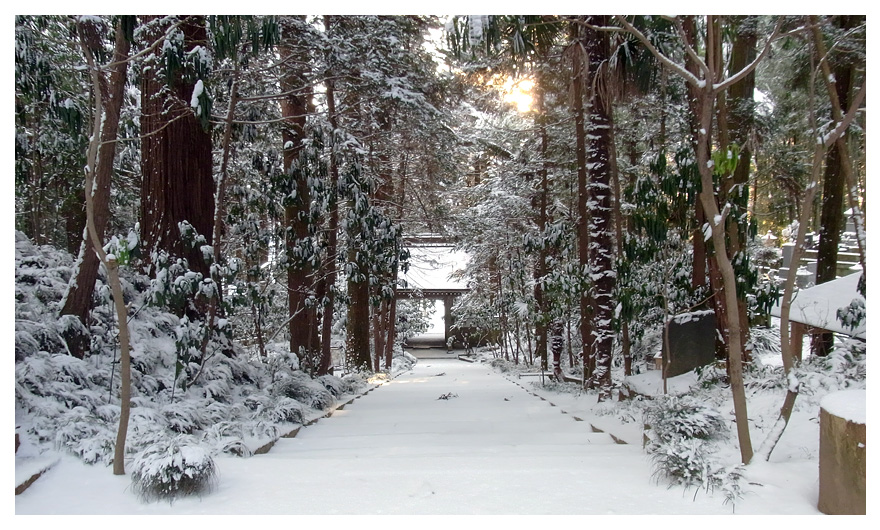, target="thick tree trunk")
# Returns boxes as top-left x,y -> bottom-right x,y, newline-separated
60,18 -> 131,357
280,15 -> 319,365
346,246 -> 373,371
724,16 -> 757,363
140,15 -> 214,282
582,16 -> 616,399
